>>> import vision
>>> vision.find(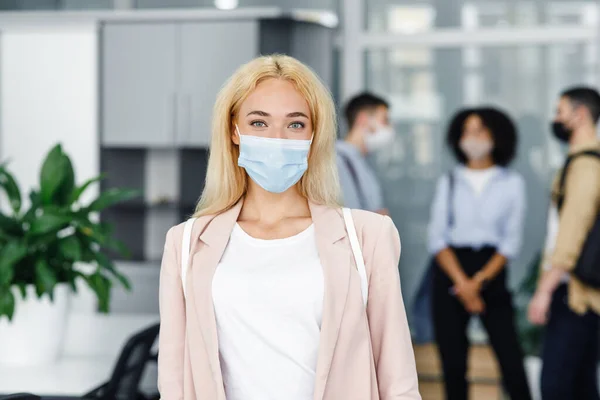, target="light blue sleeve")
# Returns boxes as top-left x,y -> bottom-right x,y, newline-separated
336,153 -> 361,209
427,175 -> 450,255
368,174 -> 385,212
498,174 -> 526,259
